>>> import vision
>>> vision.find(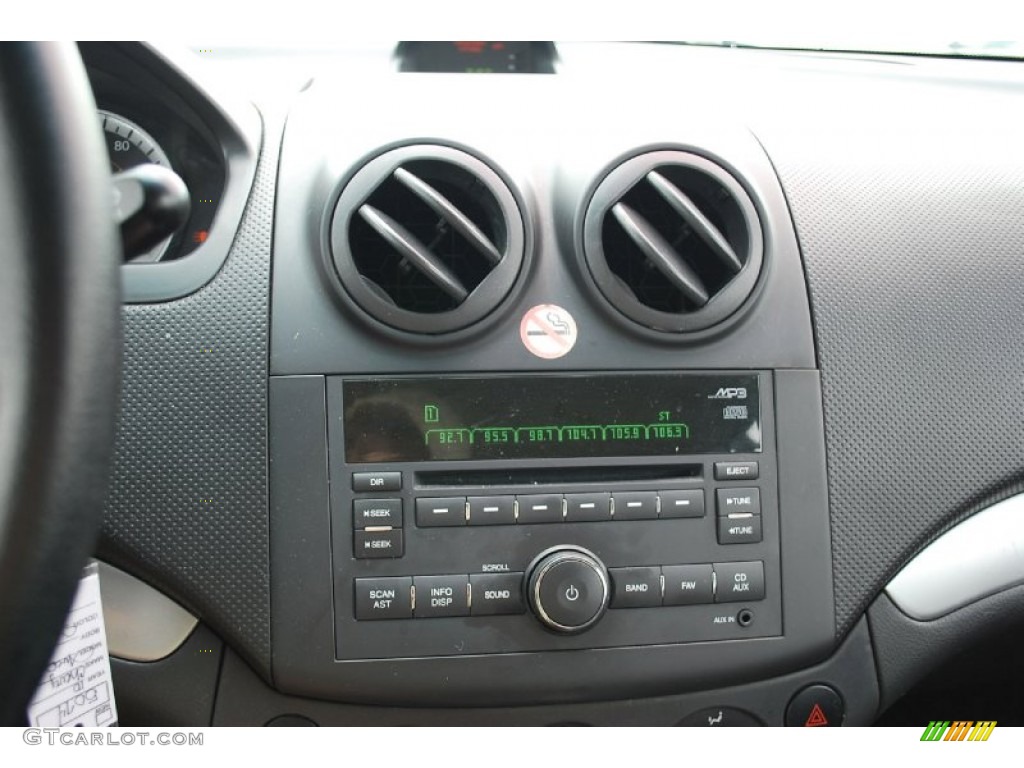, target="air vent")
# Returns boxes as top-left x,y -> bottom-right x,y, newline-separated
581,151 -> 763,333
329,145 -> 527,334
